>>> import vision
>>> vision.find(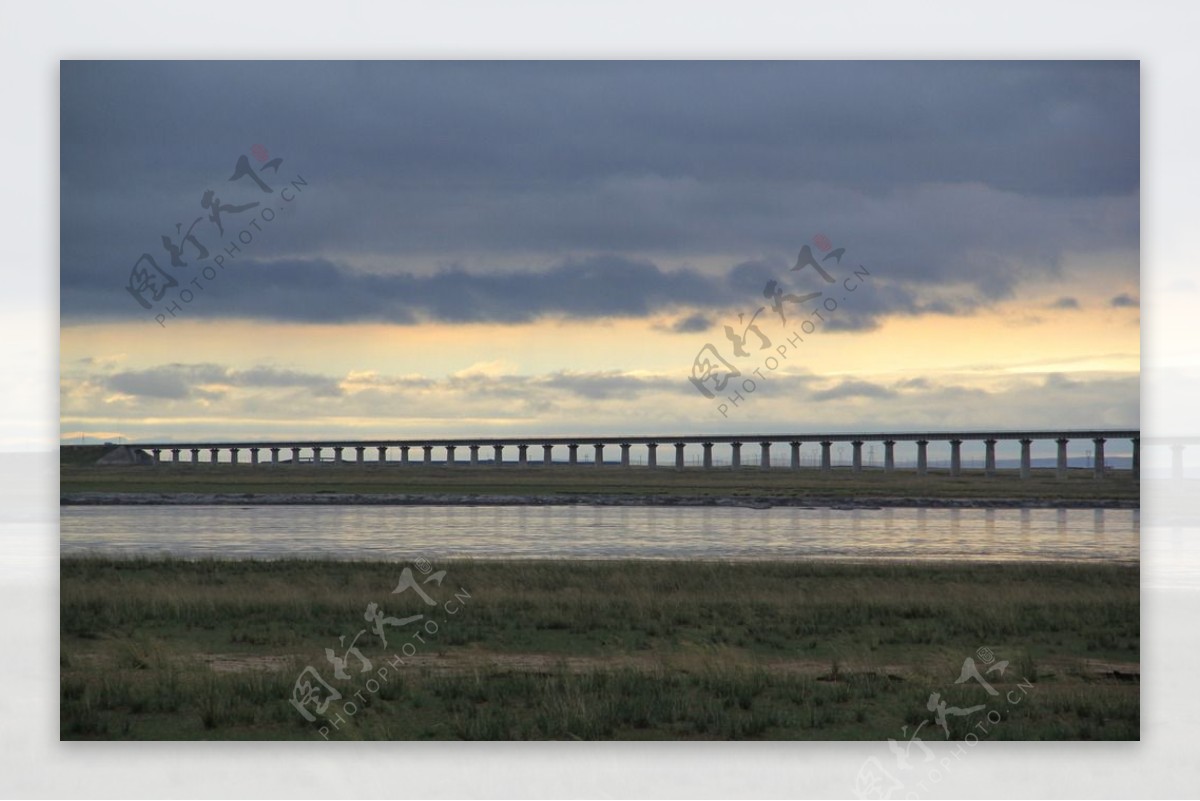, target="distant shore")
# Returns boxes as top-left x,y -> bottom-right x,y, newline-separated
60,490 -> 1139,510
